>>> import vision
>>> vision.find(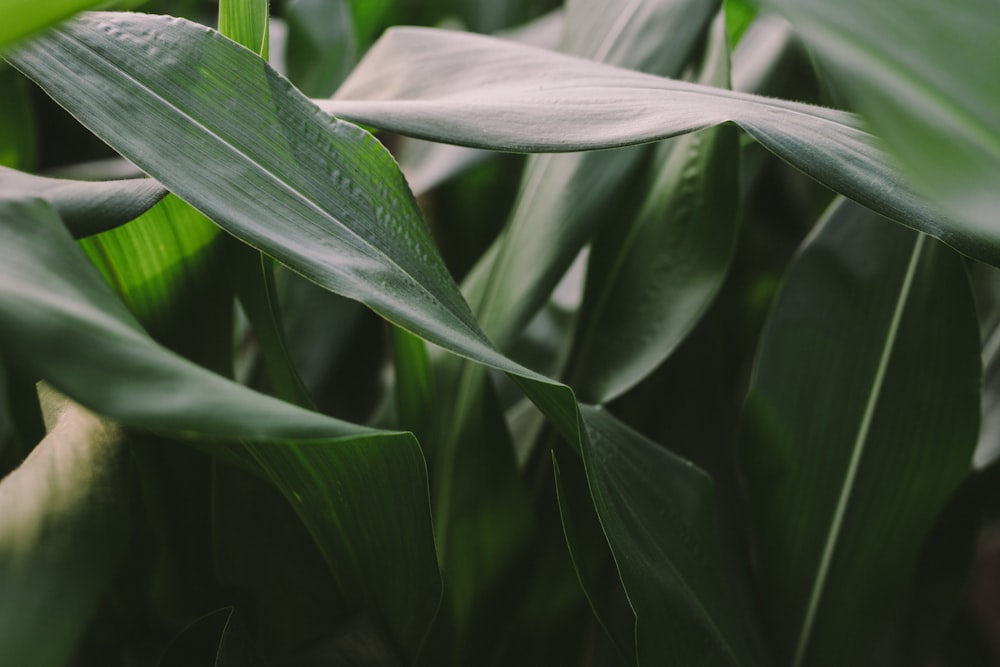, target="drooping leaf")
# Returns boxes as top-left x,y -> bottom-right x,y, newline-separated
0,0 -> 139,49
0,197 -> 441,657
754,0 -> 1000,259
0,387 -> 130,667
579,405 -> 764,666
321,28 -> 981,264
5,12 -> 554,390
740,198 -> 980,666
0,165 -> 165,238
